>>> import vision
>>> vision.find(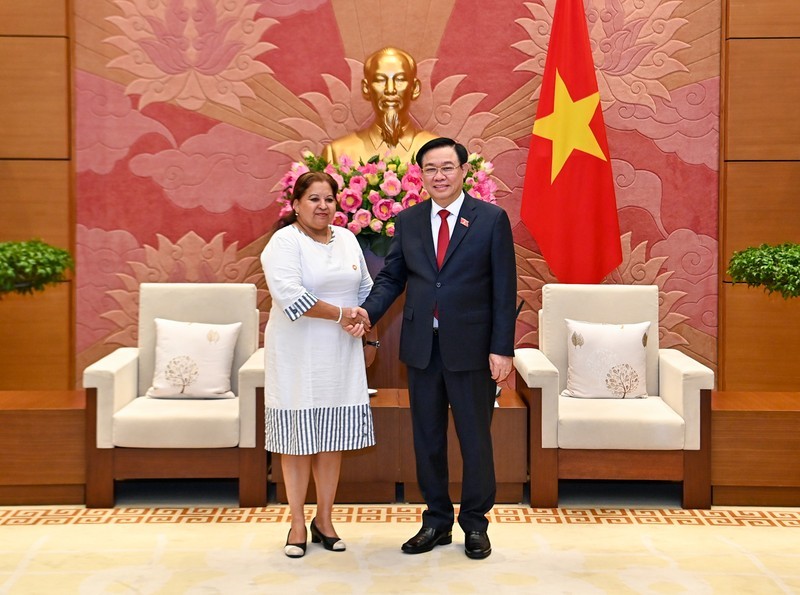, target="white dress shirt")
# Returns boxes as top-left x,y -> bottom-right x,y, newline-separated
430,192 -> 465,258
